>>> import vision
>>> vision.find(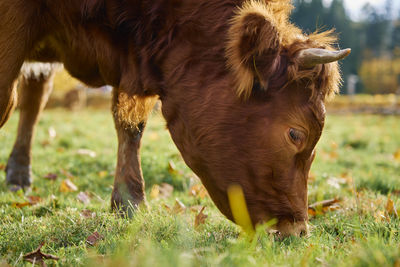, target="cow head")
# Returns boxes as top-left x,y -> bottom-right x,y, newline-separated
161,0 -> 350,237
